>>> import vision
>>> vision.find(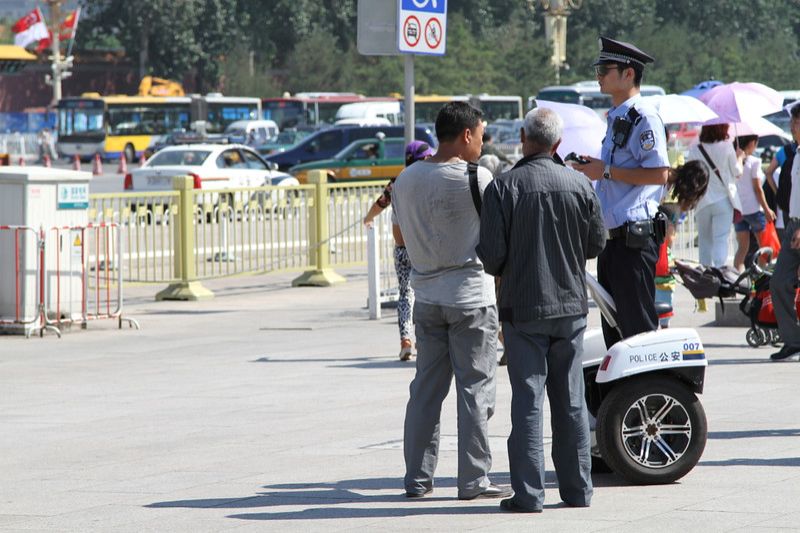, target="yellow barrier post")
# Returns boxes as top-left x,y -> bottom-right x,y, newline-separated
292,170 -> 346,287
156,176 -> 214,300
